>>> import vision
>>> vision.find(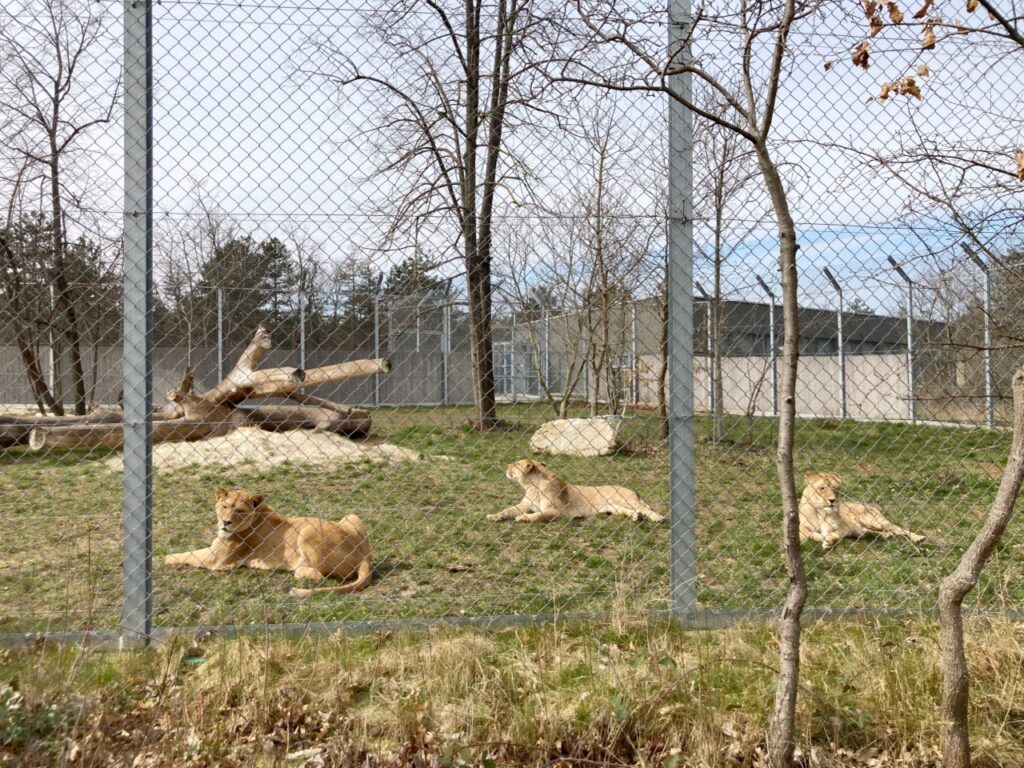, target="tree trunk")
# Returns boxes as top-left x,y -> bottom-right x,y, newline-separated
759,140 -> 807,768
49,155 -> 88,415
939,365 -> 1024,768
